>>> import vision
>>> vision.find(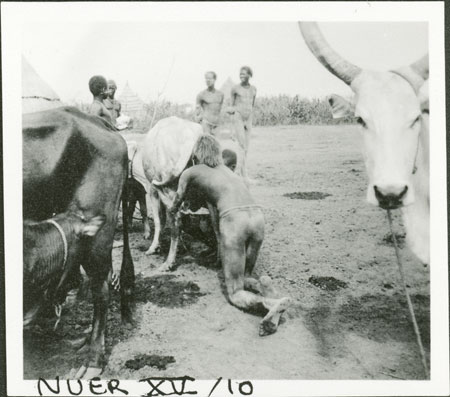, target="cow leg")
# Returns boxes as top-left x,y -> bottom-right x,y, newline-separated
127,180 -> 137,228
146,186 -> 161,255
120,188 -> 135,326
139,190 -> 151,240
160,209 -> 181,271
